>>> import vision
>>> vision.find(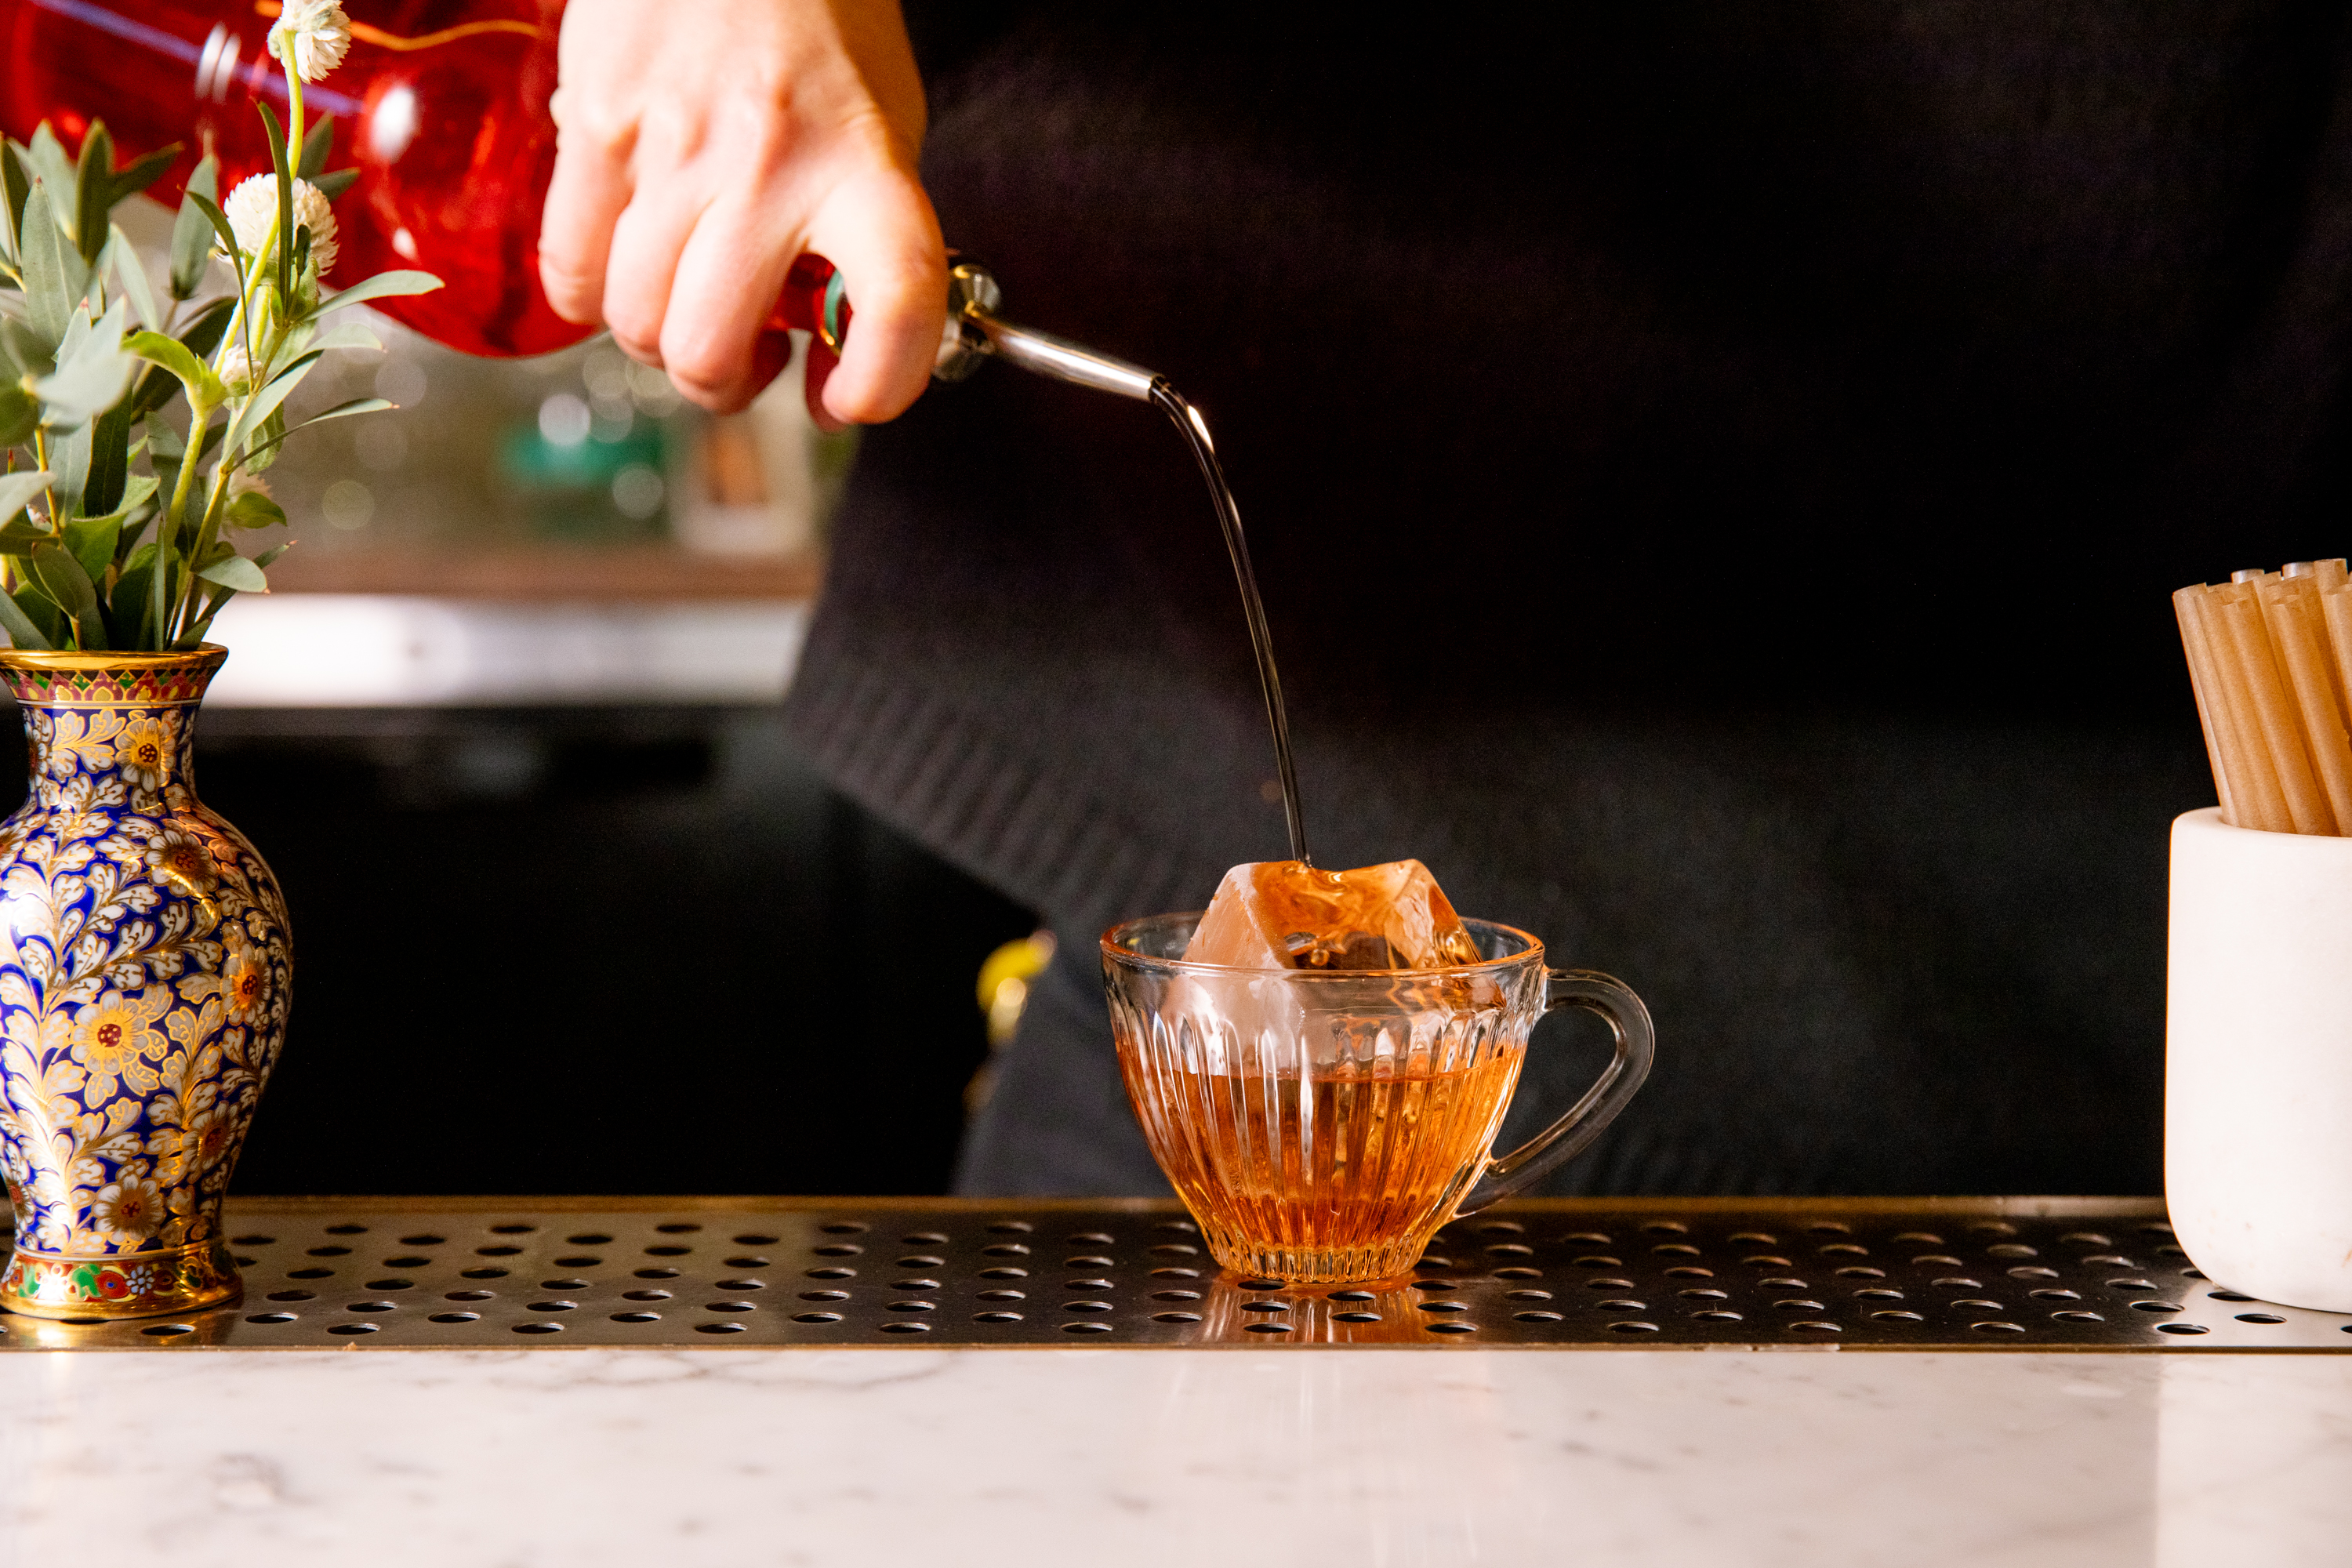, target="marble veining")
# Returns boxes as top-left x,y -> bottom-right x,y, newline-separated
1,1348 -> 2347,1566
